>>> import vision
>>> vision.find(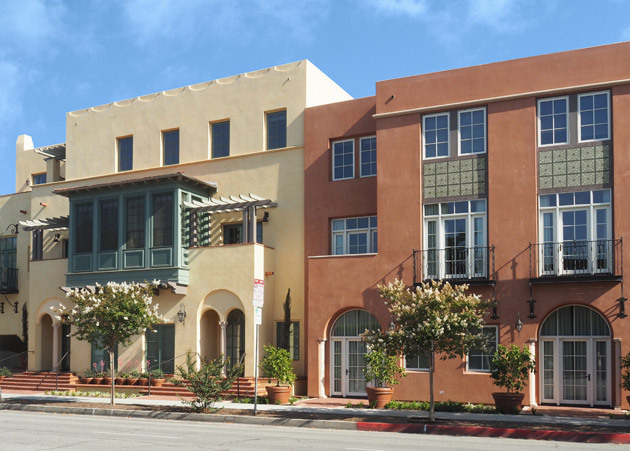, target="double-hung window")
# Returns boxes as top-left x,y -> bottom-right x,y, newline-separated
332,139 -> 354,180
467,325 -> 497,372
423,199 -> 487,279
578,91 -> 610,142
423,113 -> 449,159
152,193 -> 173,247
99,199 -> 118,251
118,136 -> 133,172
125,196 -> 145,249
0,237 -> 16,268
538,189 -> 611,276
267,110 -> 287,150
32,173 -> 47,185
458,108 -> 486,155
405,350 -> 430,371
163,130 -> 179,166
331,216 -> 377,255
75,202 -> 94,254
360,136 -> 376,177
538,96 -> 568,146
211,120 -> 230,158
